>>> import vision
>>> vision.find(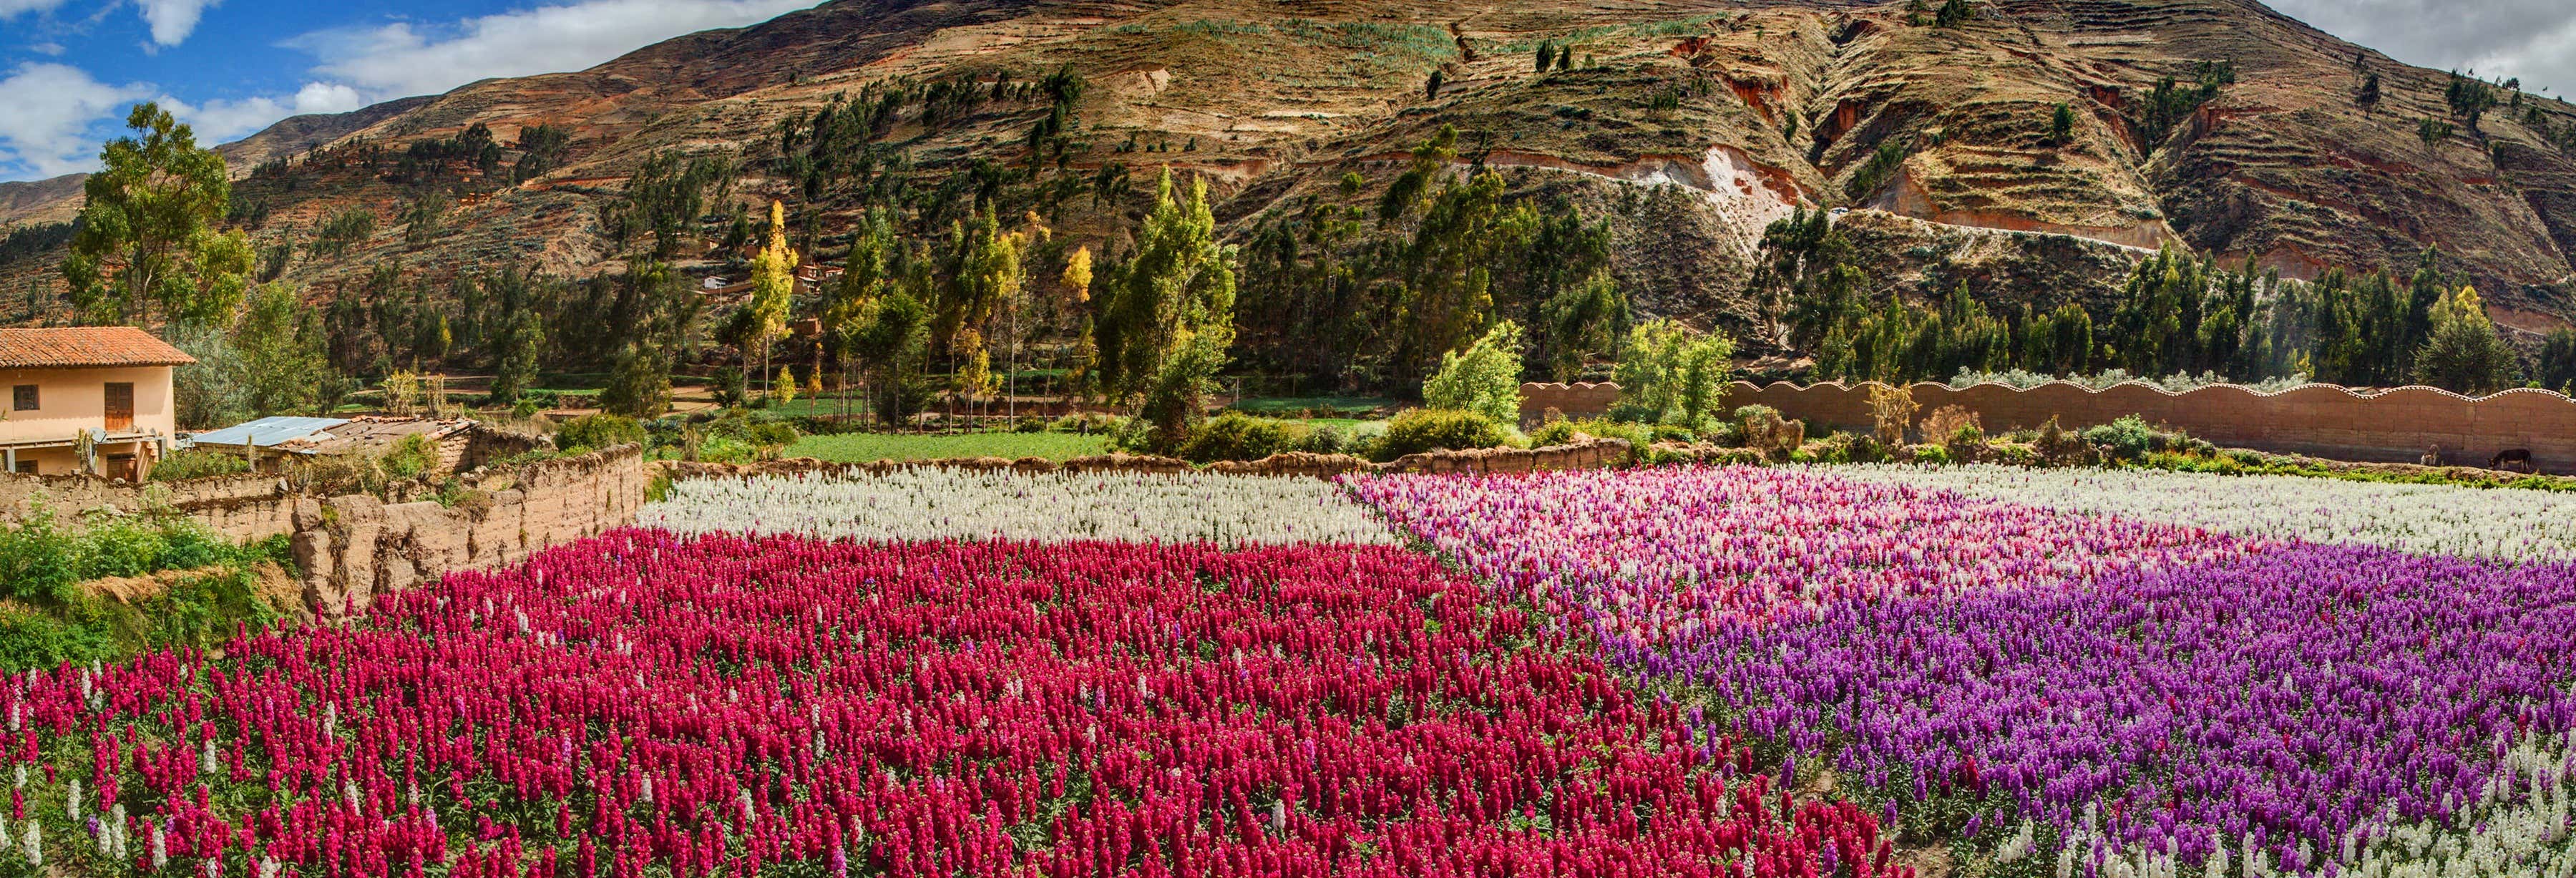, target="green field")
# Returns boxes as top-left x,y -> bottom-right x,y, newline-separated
786,431 -> 1112,463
